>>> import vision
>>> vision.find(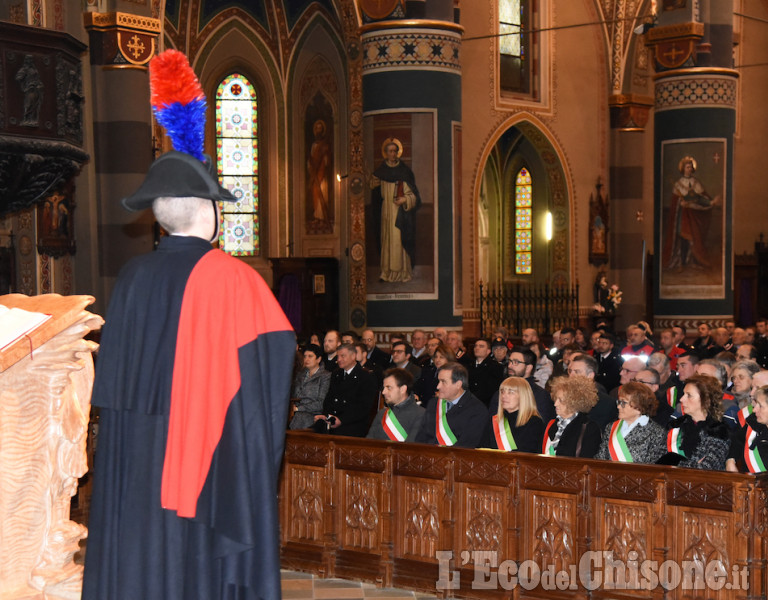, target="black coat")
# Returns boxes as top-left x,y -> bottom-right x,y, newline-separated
415,391 -> 489,448
484,410 -> 545,454
467,356 -> 505,407
588,386 -> 619,429
595,349 -> 623,392
544,413 -> 602,458
367,346 -> 391,371
319,363 -> 379,437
